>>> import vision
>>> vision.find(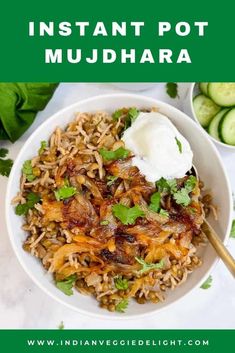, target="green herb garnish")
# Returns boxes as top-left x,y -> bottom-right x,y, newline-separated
173,188 -> 191,207
156,178 -> 177,193
175,137 -> 182,153
100,220 -> 109,226
114,276 -> 129,290
159,209 -> 169,217
112,204 -> 144,225
166,82 -> 178,98
135,257 -> 164,275
115,299 -> 129,313
38,140 -> 47,155
112,109 -> 124,120
54,184 -> 77,201
99,147 -> 129,161
56,275 -> 77,296
149,192 -> 161,212
15,192 -> 41,215
22,160 -> 35,182
230,220 -> 235,238
106,175 -> 118,186
184,175 -> 197,192
200,275 -> 213,289
0,148 -> 13,177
